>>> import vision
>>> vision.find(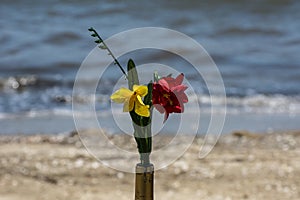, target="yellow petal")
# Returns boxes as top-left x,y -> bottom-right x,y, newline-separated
128,95 -> 135,112
134,95 -> 150,117
133,85 -> 148,97
110,87 -> 133,103
123,98 -> 130,112
123,94 -> 135,112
